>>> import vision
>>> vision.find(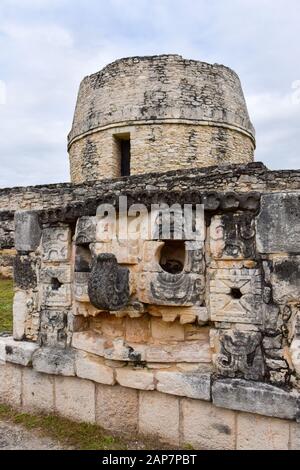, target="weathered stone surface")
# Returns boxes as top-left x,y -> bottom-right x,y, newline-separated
40,283 -> 72,308
75,351 -> 115,385
91,239 -> 142,265
13,291 -> 27,340
22,367 -> 54,413
74,271 -> 90,302
215,330 -> 264,381
14,211 -> 41,252
156,370 -> 211,400
148,304 -> 208,325
104,338 -> 146,362
75,216 -> 96,245
40,265 -> 72,284
210,212 -> 256,259
182,398 -> 236,450
95,384 -> 138,434
290,422 -> 300,450
139,391 -> 179,444
270,256 -> 300,304
88,254 -> 130,310
151,318 -> 184,342
146,339 -> 211,363
290,338 -> 300,377
0,362 -> 22,407
72,331 -> 106,356
32,347 -> 76,376
55,376 -> 95,423
39,310 -> 68,348
138,271 -> 204,306
14,255 -> 38,290
236,412 -> 290,450
256,193 -> 300,253
209,265 -> 262,324
0,337 -> 38,366
212,378 -> 300,420
141,241 -> 164,272
125,315 -> 150,343
41,225 -> 71,262
116,367 -> 154,390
